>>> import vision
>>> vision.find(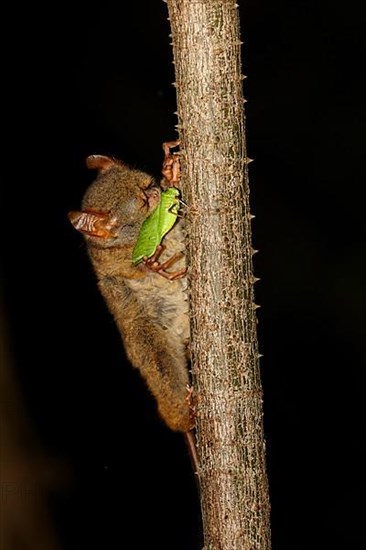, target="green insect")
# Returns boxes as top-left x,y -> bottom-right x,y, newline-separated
132,187 -> 181,266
